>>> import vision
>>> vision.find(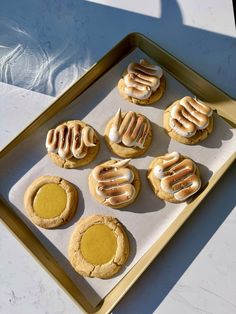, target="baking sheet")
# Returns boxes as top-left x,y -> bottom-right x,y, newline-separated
0,48 -> 236,307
